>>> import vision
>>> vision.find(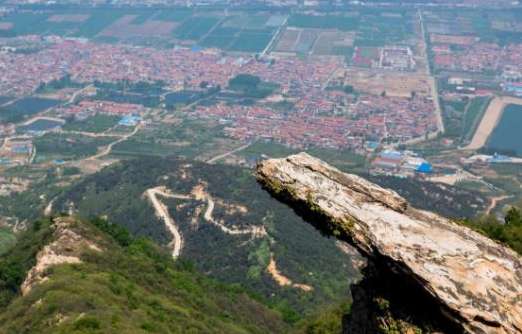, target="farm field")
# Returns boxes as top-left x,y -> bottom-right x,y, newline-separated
286,11 -> 415,49
274,27 -> 354,57
355,12 -> 415,47
340,67 -> 431,98
34,133 -> 116,161
312,30 -> 355,56
0,97 -> 61,124
0,96 -> 13,106
18,119 -> 63,133
424,8 -> 522,45
274,28 -> 300,52
174,16 -> 220,40
201,14 -> 281,52
0,8 -> 224,43
63,114 -> 120,133
486,104 -> 522,156
98,15 -> 177,39
288,14 -> 360,31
